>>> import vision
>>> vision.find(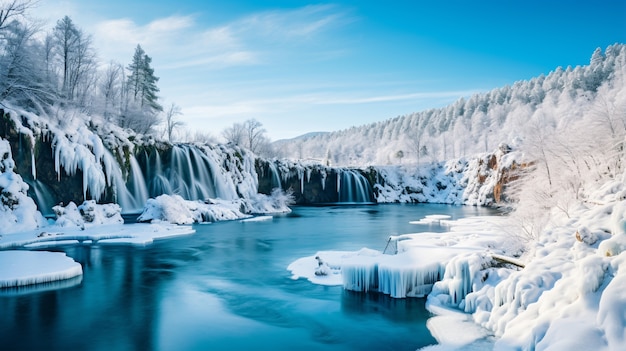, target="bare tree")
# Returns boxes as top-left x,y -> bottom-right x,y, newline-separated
0,19 -> 52,113
243,119 -> 269,153
99,61 -> 123,122
222,118 -> 271,155
524,114 -> 555,186
50,15 -> 97,107
407,136 -> 422,164
0,0 -> 36,31
164,102 -> 183,142
222,122 -> 246,145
